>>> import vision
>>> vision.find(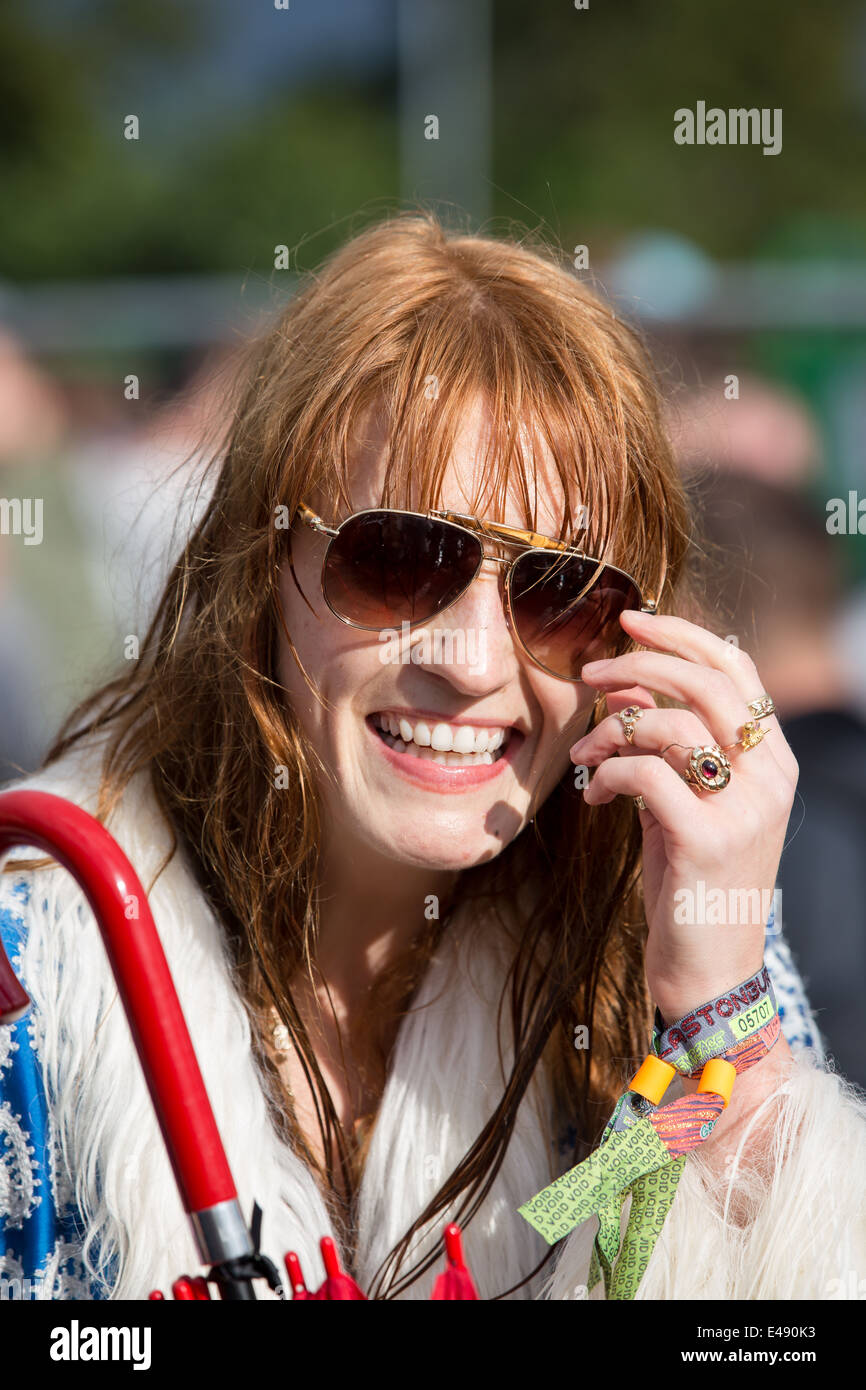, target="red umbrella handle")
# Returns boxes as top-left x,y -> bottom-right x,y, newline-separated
0,789 -> 253,1270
